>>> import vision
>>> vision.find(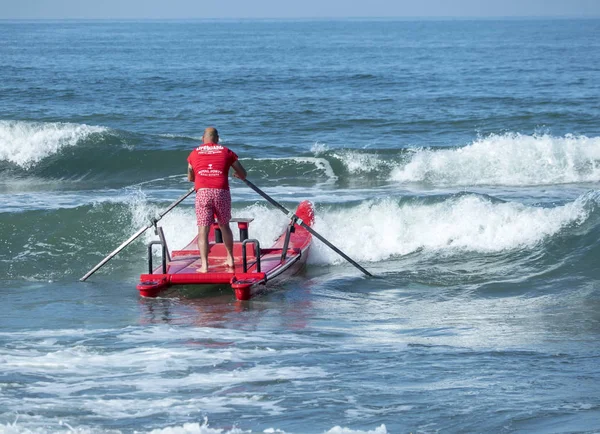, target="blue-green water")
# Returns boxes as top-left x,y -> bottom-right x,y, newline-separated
1,19 -> 600,433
